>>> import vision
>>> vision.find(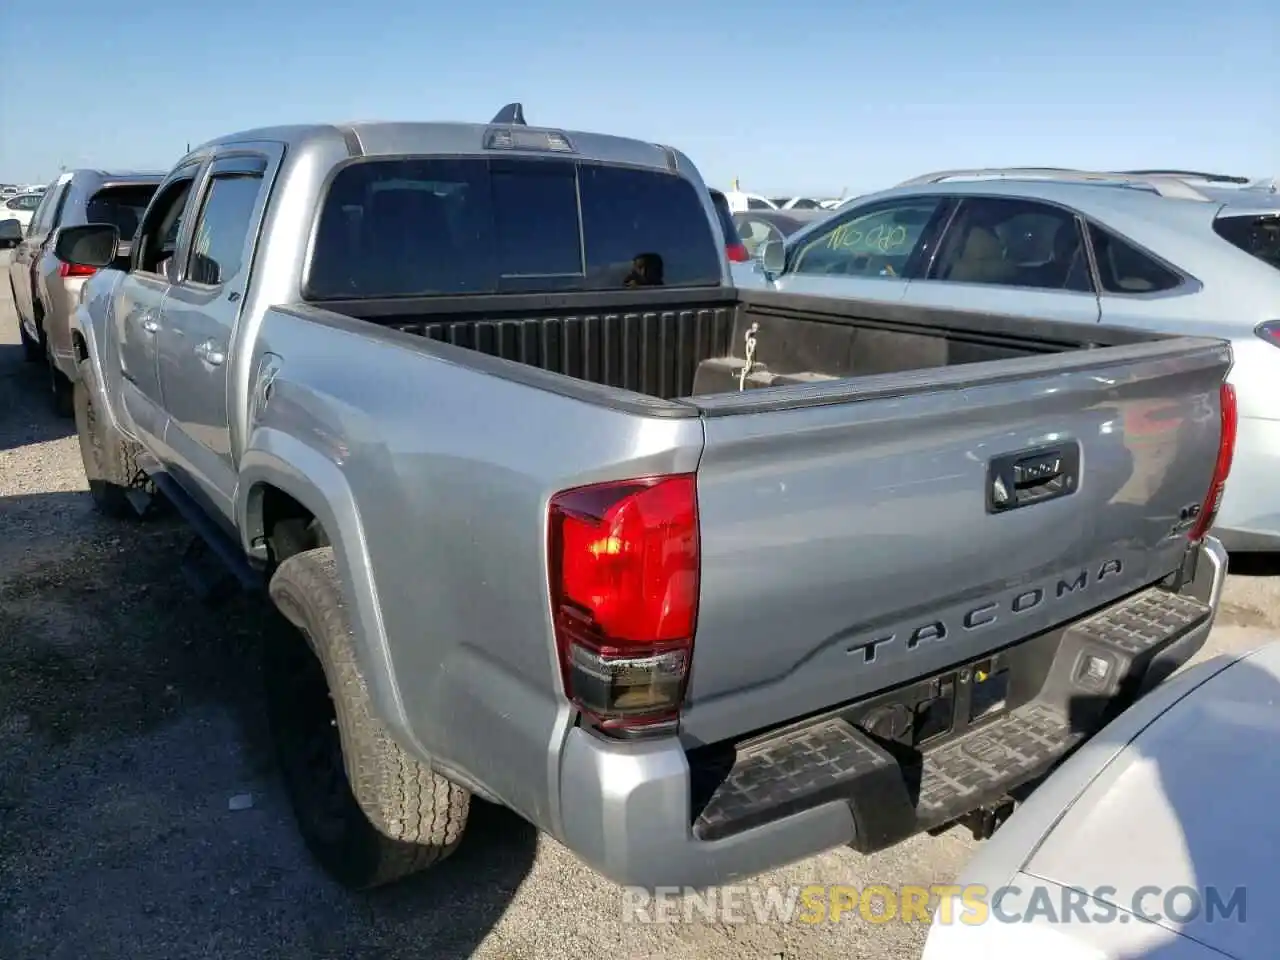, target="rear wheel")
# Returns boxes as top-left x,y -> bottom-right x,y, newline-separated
73,359 -> 154,519
265,547 -> 470,889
